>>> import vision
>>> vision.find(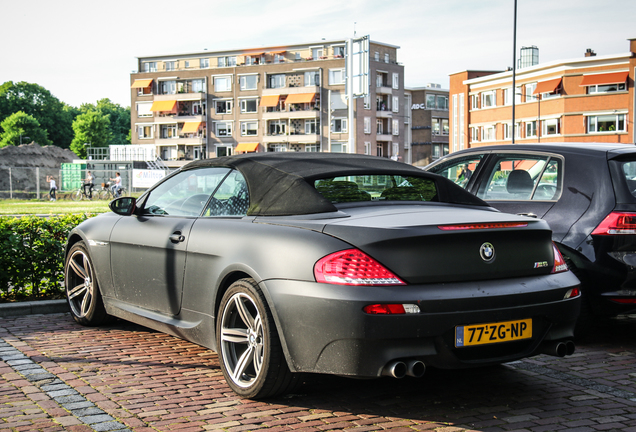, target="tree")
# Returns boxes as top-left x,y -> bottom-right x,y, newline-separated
0,111 -> 50,147
0,81 -> 76,148
70,110 -> 111,158
80,98 -> 130,145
